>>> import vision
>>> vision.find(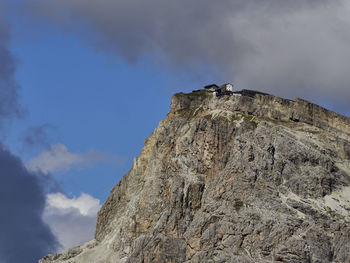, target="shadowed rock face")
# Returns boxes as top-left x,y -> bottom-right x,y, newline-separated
41,90 -> 350,263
